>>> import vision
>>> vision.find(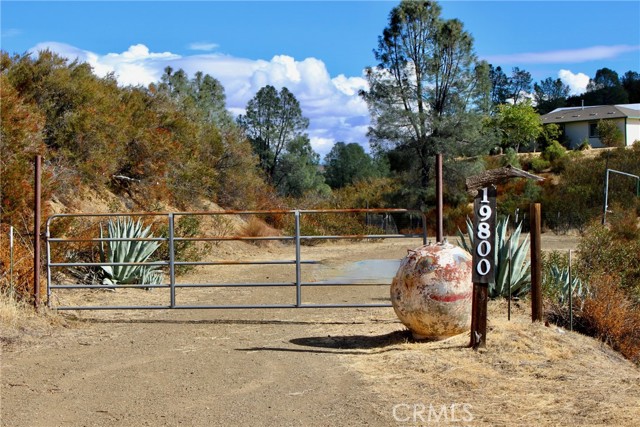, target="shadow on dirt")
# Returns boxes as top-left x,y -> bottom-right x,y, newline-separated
236,330 -> 421,356
290,330 -> 411,349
